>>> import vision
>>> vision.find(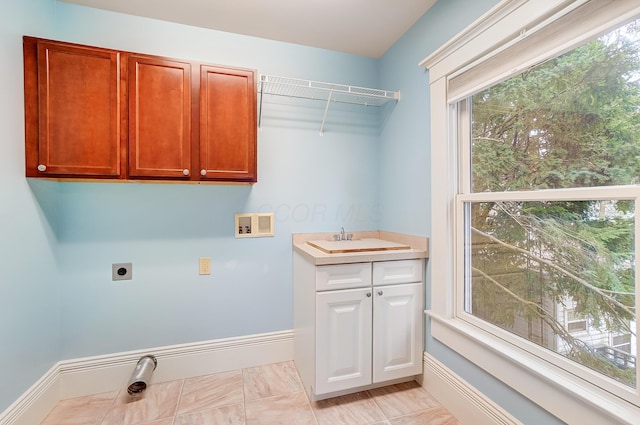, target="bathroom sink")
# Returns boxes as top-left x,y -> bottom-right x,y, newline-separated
306,238 -> 411,254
